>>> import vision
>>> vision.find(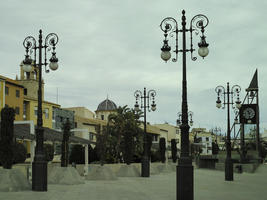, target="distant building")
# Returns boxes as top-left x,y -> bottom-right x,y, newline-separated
190,128 -> 213,155
95,98 -> 117,120
52,107 -> 75,130
0,75 -> 24,121
153,123 -> 181,150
